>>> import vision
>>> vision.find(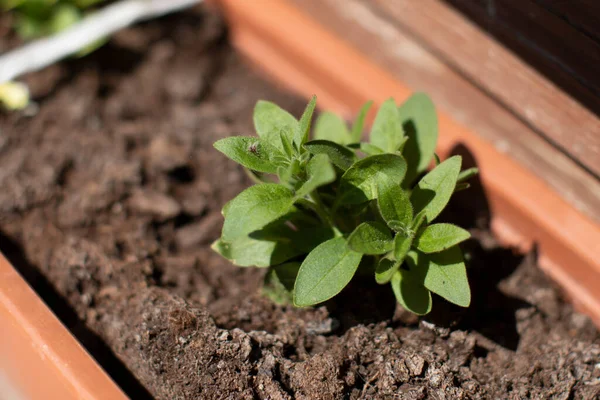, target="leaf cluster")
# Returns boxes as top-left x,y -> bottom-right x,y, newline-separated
213,94 -> 477,315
